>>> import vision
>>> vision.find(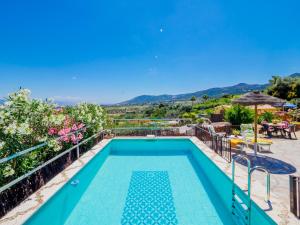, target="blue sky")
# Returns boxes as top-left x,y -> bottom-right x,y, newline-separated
0,0 -> 300,103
